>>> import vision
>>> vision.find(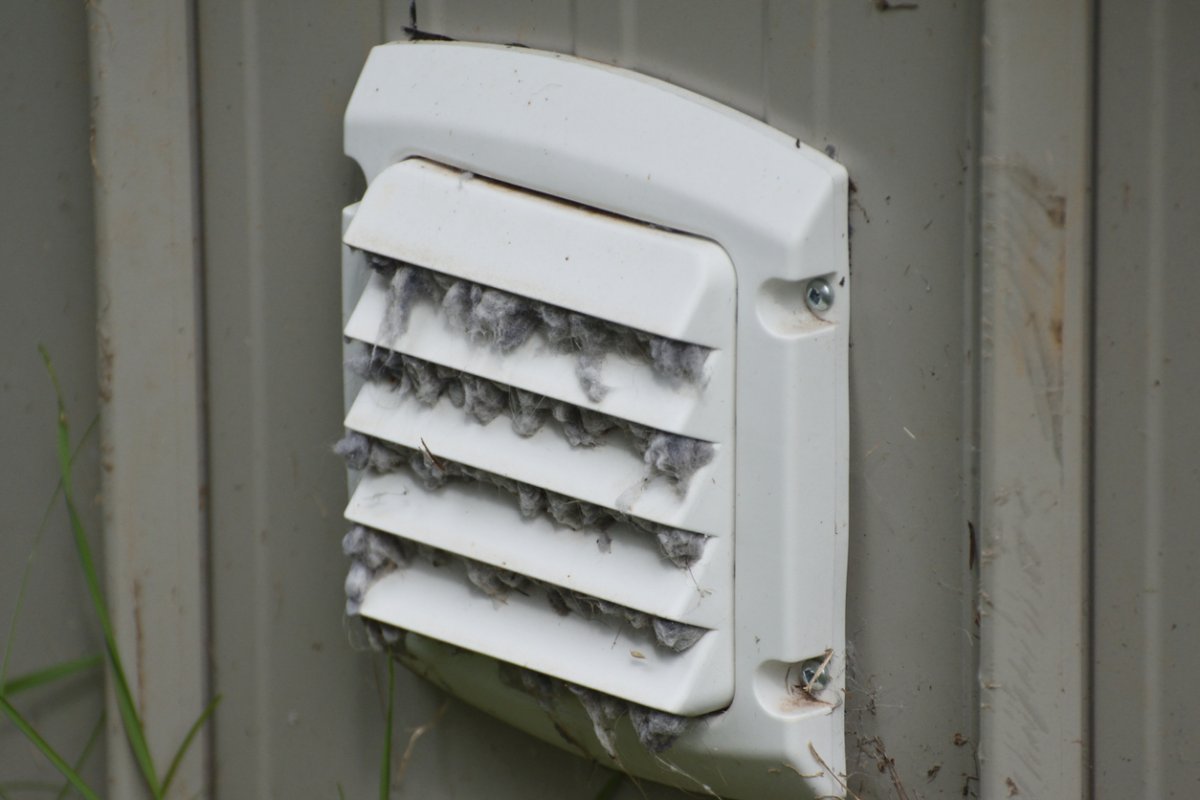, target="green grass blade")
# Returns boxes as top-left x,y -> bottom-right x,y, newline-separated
40,346 -> 162,796
55,713 -> 105,800
380,658 -> 395,800
0,696 -> 101,800
1,414 -> 99,687
590,772 -> 626,800
56,490 -> 157,793
160,694 -> 222,797
1,655 -> 102,697
337,785 -> 347,800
